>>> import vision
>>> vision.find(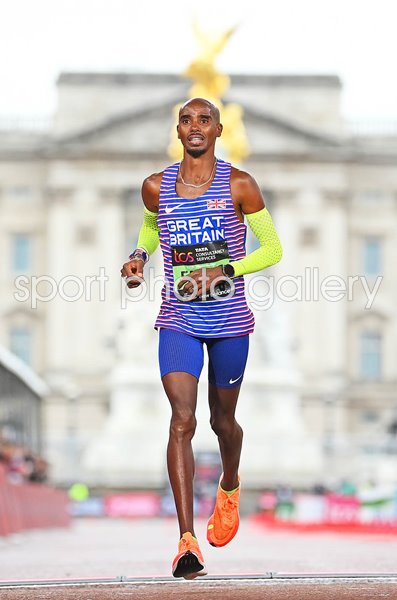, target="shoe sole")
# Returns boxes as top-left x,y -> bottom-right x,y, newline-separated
172,551 -> 207,579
